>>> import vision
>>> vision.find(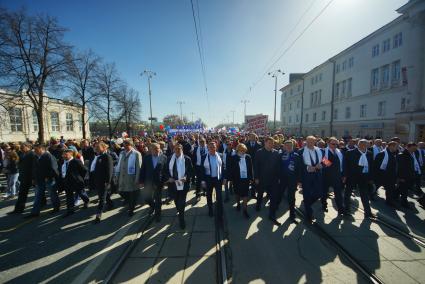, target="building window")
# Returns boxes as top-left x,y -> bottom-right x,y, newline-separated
342,80 -> 346,96
371,68 -> 379,90
383,38 -> 391,53
321,111 -> 326,121
378,101 -> 386,116
297,100 -> 300,108
381,65 -> 390,88
372,44 -> 380,57
319,73 -> 322,81
348,57 -> 354,68
313,112 -> 317,122
289,103 -> 292,111
393,32 -> 402,48
333,109 -> 338,120
347,78 -> 352,96
297,85 -> 301,92
66,113 -> 74,131
310,93 -> 314,107
9,108 -> 23,132
335,83 -> 340,99
305,113 -> 309,123
336,64 -> 340,73
401,98 -> 406,111
311,78 -> 314,85
342,60 -> 347,71
32,110 -> 38,132
360,104 -> 367,118
290,89 -> 293,95
318,90 -> 322,105
345,107 -> 351,119
391,60 -> 401,84
50,112 -> 60,132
